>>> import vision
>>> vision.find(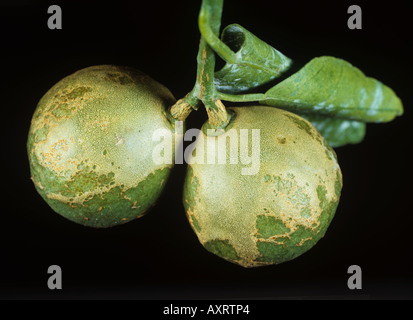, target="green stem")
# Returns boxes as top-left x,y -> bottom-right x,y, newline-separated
172,0 -> 277,129
198,0 -> 235,128
198,7 -> 236,64
171,0 -> 230,128
216,91 -> 265,103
